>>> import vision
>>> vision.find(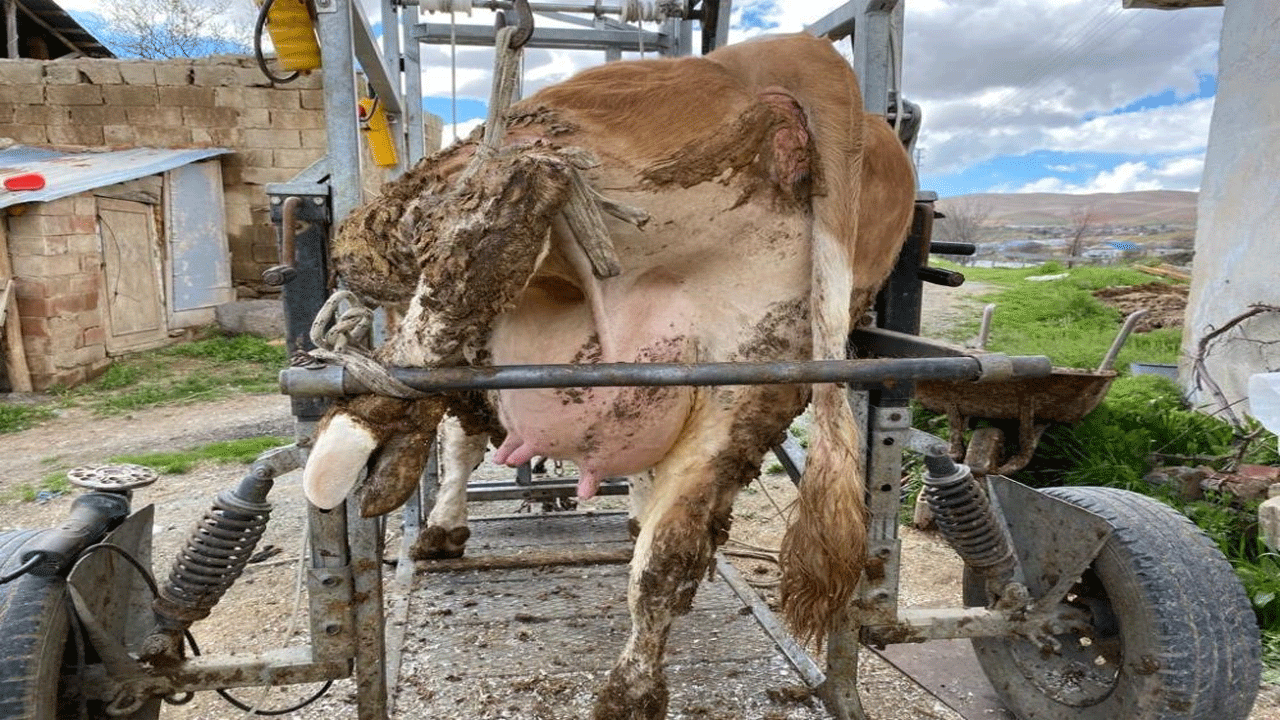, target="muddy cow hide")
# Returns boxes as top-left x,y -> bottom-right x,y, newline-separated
301,33 -> 915,720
